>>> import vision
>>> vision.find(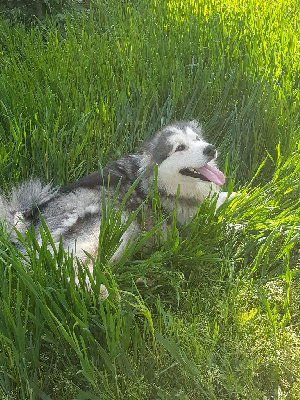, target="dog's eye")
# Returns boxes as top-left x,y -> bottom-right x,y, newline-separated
175,144 -> 186,152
